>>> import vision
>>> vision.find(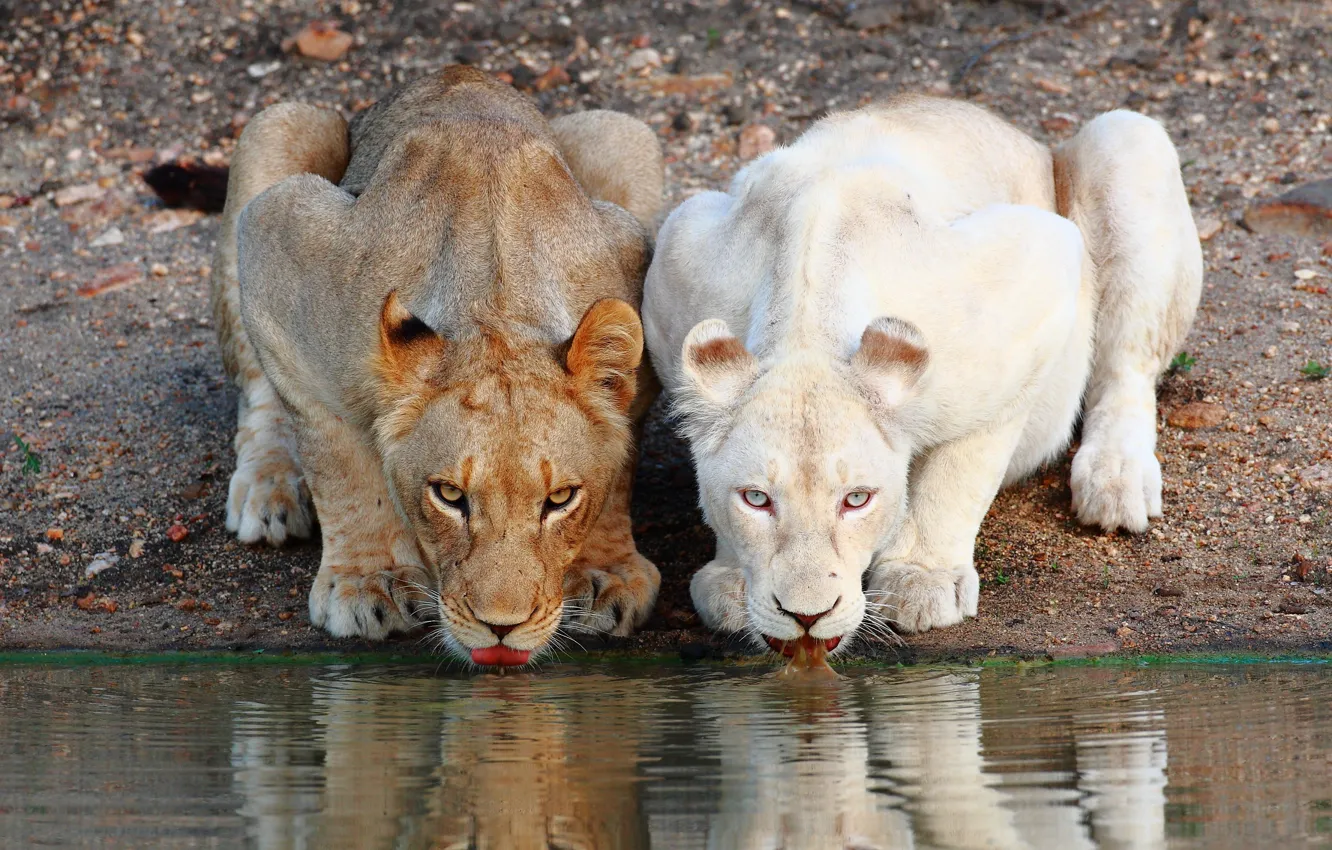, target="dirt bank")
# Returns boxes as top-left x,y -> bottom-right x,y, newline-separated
1,0 -> 1330,662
